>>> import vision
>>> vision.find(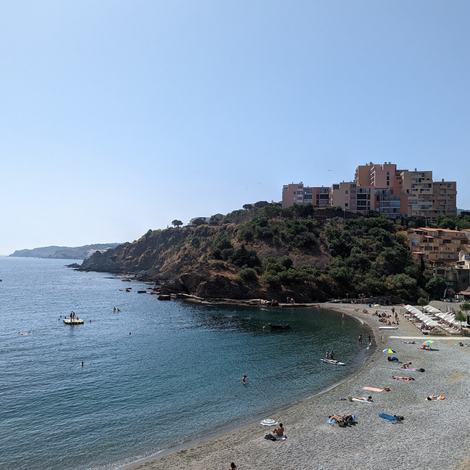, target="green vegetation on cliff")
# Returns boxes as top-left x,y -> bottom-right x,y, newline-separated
79,204 -> 445,302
